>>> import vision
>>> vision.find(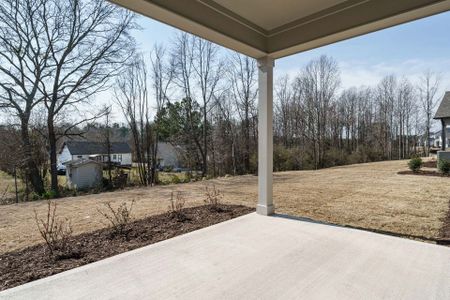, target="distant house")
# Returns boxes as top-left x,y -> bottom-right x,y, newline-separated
65,159 -> 103,189
429,128 -> 450,149
433,91 -> 450,150
58,141 -> 132,167
157,142 -> 182,169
